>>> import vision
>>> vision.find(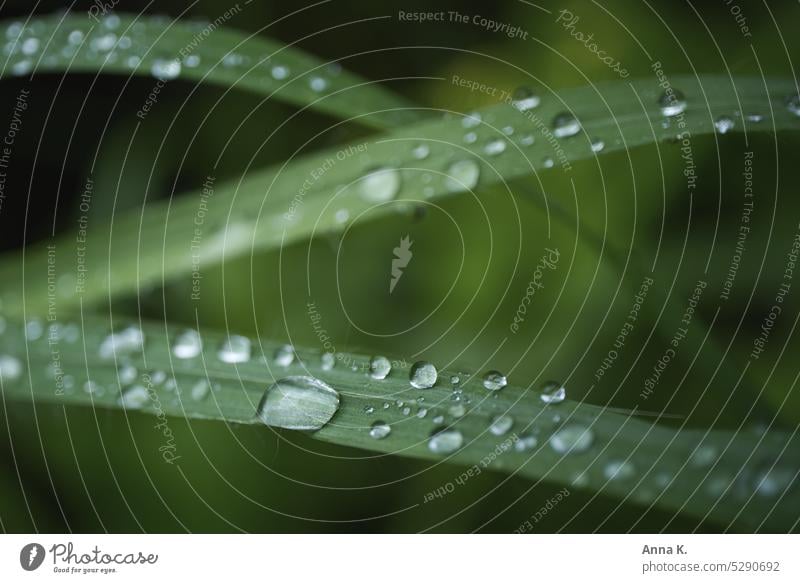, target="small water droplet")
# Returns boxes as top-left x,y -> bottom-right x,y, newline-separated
0,355 -> 23,382
590,138 -> 605,152
91,33 -> 116,52
483,138 -> 507,156
401,406 -> 411,416
482,370 -> 507,391
445,159 -> 480,193
690,444 -> 718,467
184,54 -> 201,68
308,76 -> 328,92
360,167 -> 400,202
191,379 -> 210,401
363,405 -> 375,414
463,131 -> 477,144
540,381 -> 566,404
502,125 -> 514,136
409,361 -> 437,389
118,364 -> 137,385
417,408 -> 428,418
519,133 -> 535,146
20,37 -> 39,55
25,319 -> 44,340
274,344 -> 295,367
514,434 -> 539,452
432,414 -> 445,424
745,113 -> 764,123
449,403 -> 466,418
369,356 -> 392,380
753,465 -> 795,496
271,64 -> 290,80
257,376 -> 340,431
714,115 -> 735,134
461,111 -> 481,128
552,112 -> 581,138
550,423 -> 594,454
428,428 -> 463,454
512,86 -> 540,111
118,385 -> 151,409
217,335 -> 251,363
151,58 -> 181,80
369,420 -> 391,439
172,329 -> 202,359
450,375 -> 460,385
489,414 -> 513,436
658,89 -> 687,117
604,459 -> 636,480
412,144 -> 430,159
83,380 -> 103,396
542,157 -> 554,169
99,326 -> 144,359
67,30 -> 84,45
785,93 -> 800,117
321,352 -> 336,370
